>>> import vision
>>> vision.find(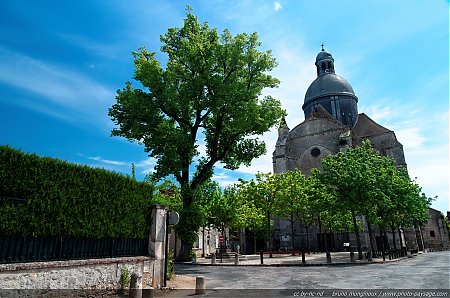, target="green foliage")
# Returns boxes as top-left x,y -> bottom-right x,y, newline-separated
108,9 -> 285,252
174,202 -> 205,244
119,267 -> 130,294
314,140 -> 432,243
166,250 -> 174,280
0,145 -> 155,238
